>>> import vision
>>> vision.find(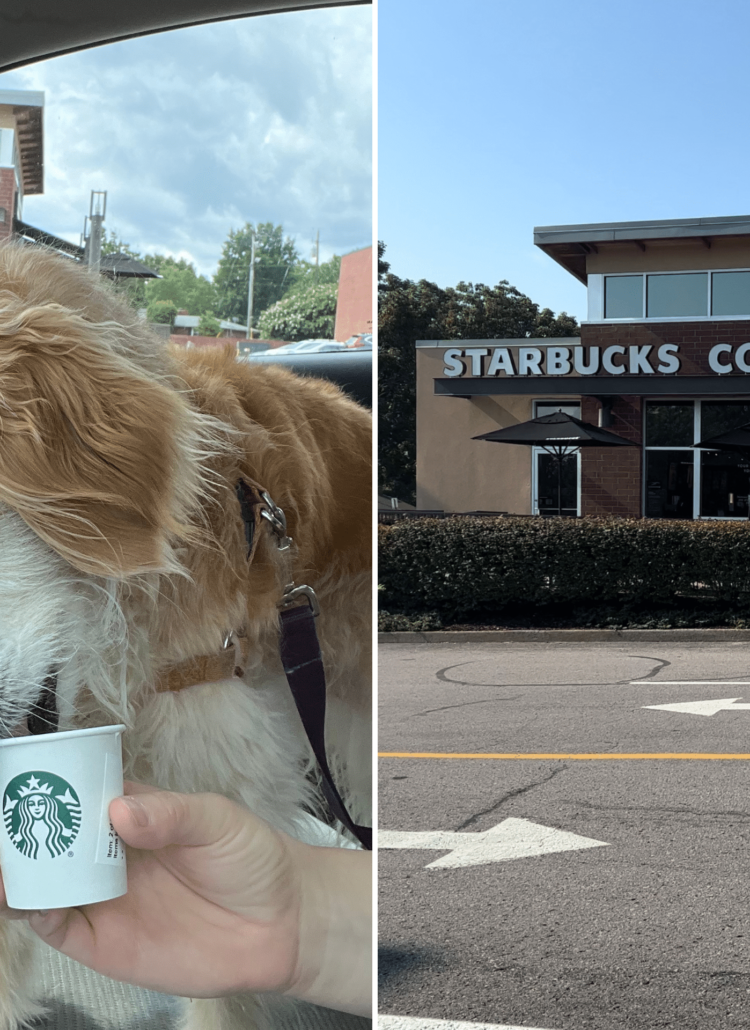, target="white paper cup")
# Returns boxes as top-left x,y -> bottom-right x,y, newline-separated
0,725 -> 127,910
